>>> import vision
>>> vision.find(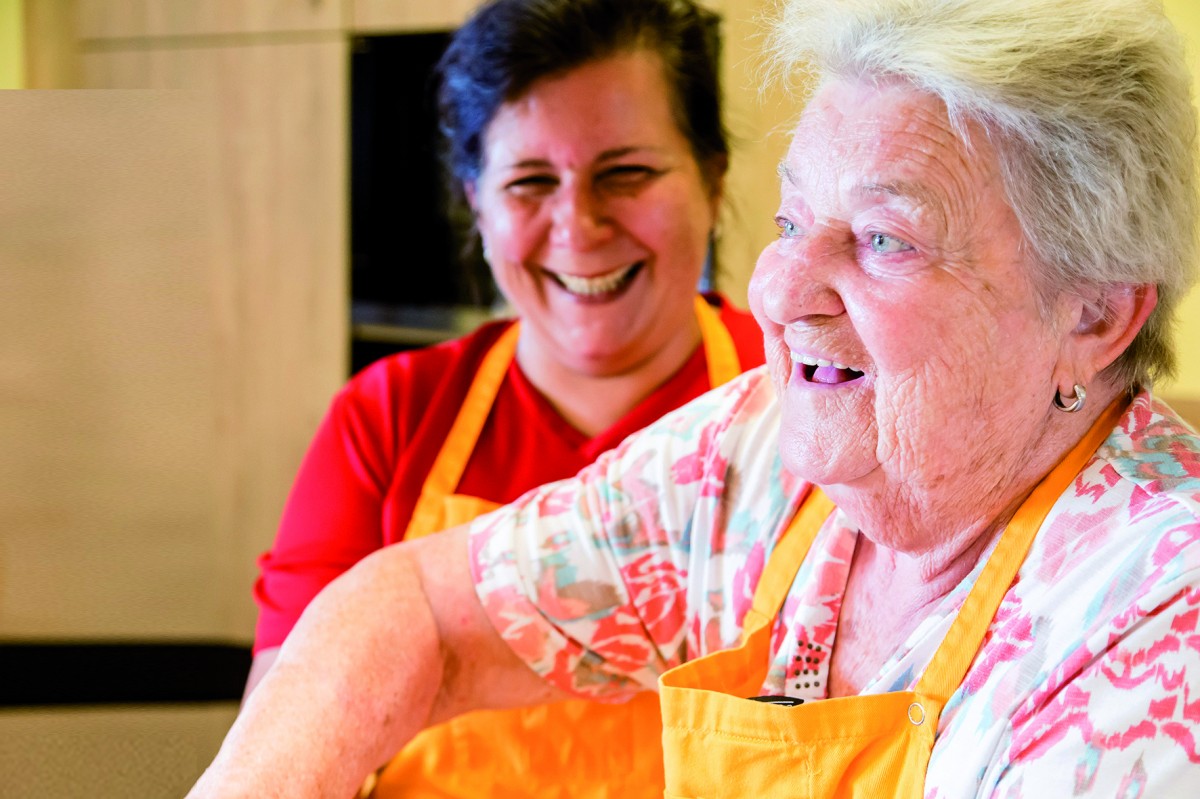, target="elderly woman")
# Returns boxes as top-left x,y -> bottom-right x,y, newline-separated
192,0 -> 1200,796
